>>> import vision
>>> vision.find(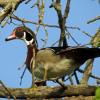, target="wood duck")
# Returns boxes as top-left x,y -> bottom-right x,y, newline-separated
5,26 -> 100,84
